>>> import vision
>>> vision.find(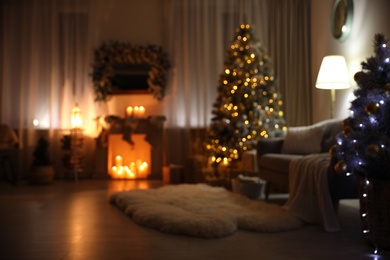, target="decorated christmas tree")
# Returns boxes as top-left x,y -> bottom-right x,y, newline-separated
333,34 -> 390,250
206,24 -> 287,168
333,34 -> 390,180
